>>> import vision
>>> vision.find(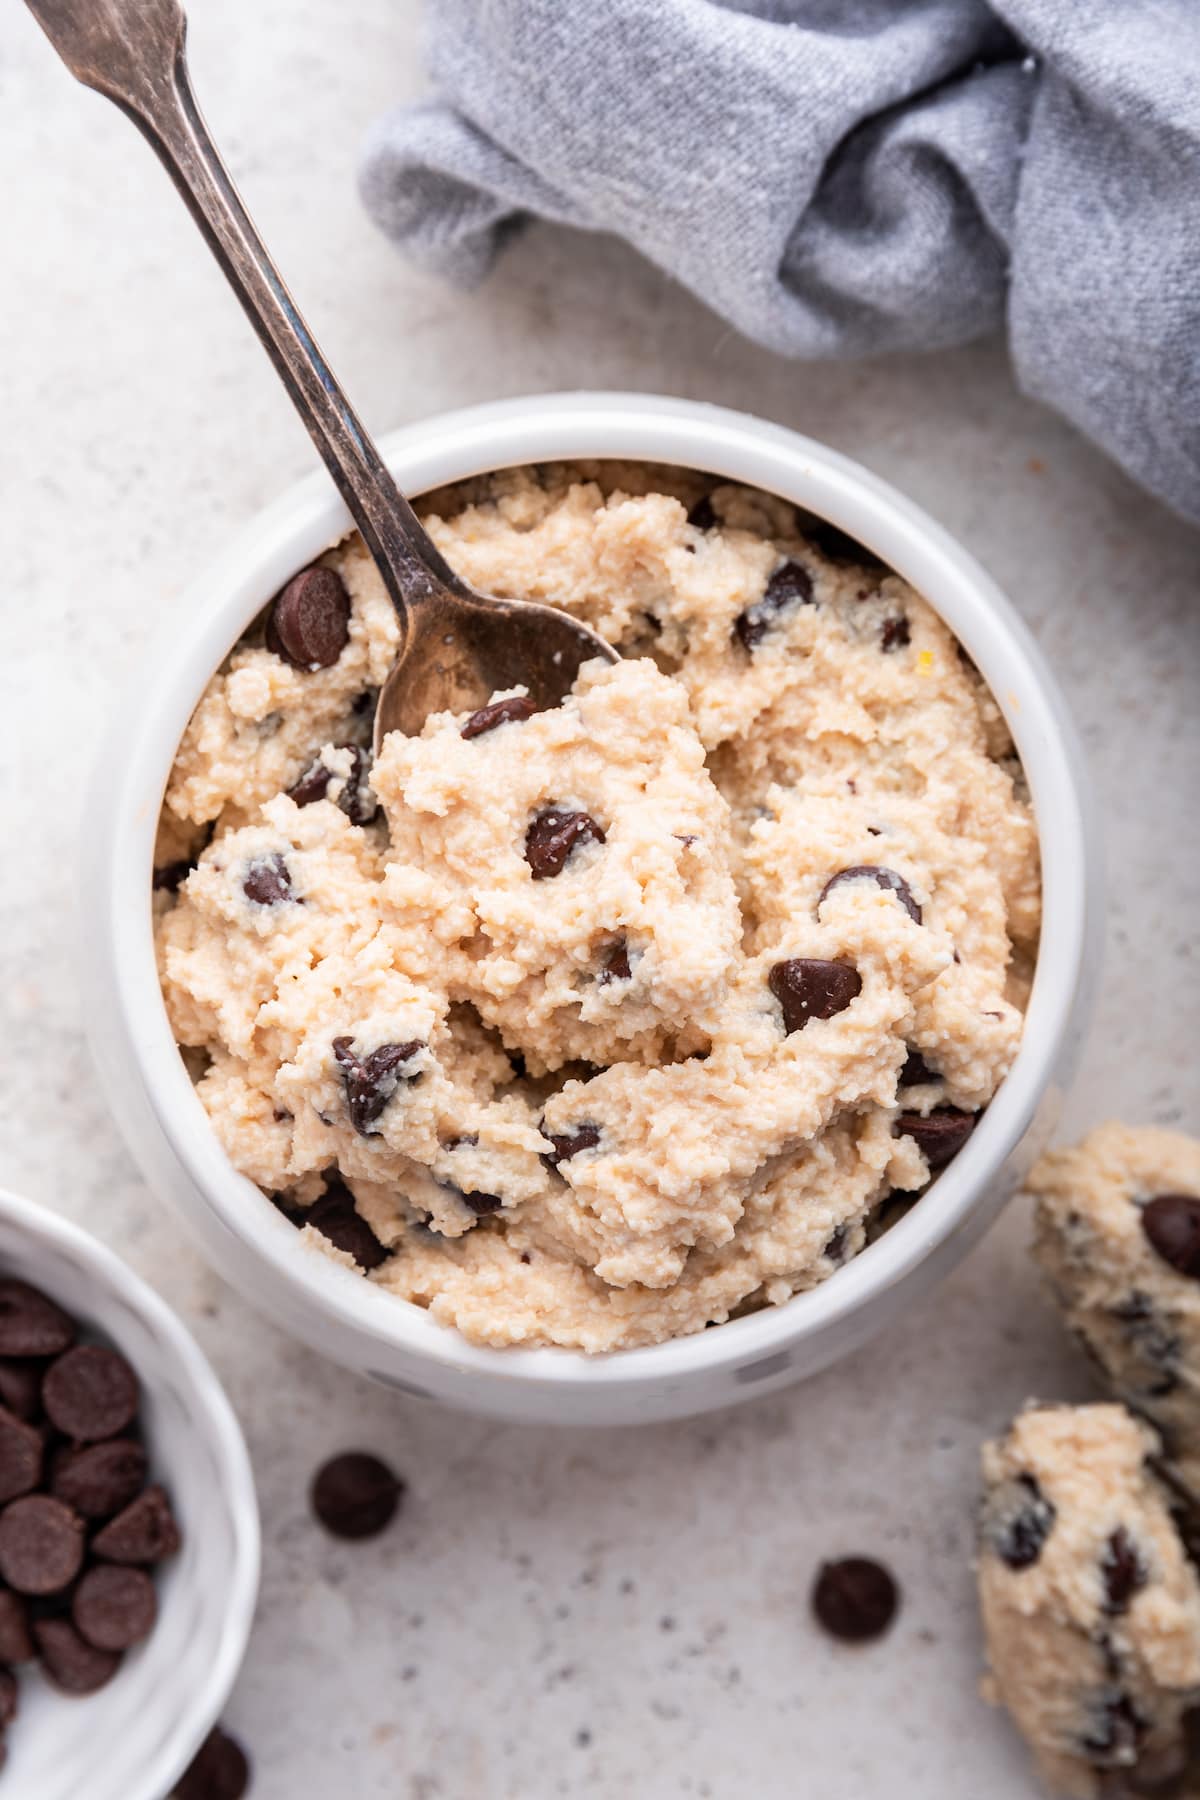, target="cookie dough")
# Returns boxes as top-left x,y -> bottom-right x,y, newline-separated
1031,1124 -> 1200,1490
979,1403 -> 1200,1799
156,463 -> 1040,1350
